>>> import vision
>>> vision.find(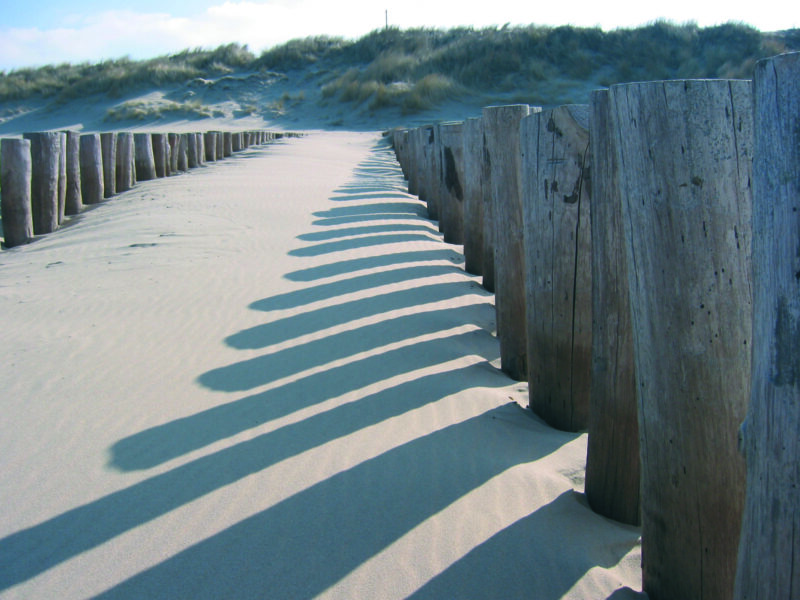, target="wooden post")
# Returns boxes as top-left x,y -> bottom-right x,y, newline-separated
406,128 -> 419,196
151,133 -> 169,178
64,131 -> 82,216
584,89 -> 640,526
79,133 -> 104,205
610,79 -> 753,600
232,132 -> 243,152
116,132 -> 135,192
735,51 -> 800,600
414,127 -> 431,204
204,132 -> 217,162
195,133 -> 205,165
462,117 -> 484,275
23,132 -> 61,234
56,132 -> 66,224
438,121 -> 465,245
134,133 -> 156,181
215,131 -> 224,160
100,132 -> 116,197
168,133 -> 180,173
1,138 -> 34,247
177,134 -> 189,171
521,104 -> 592,431
480,117 -> 496,292
186,132 -> 198,169
482,104 -> 535,381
